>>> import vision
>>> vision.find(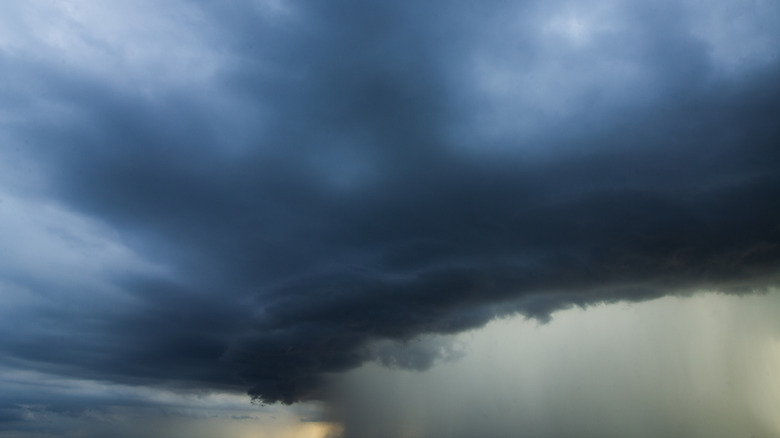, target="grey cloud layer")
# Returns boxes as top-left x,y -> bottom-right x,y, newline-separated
1,0 -> 779,406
